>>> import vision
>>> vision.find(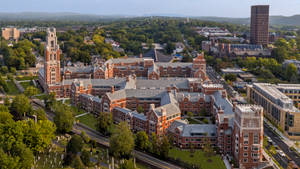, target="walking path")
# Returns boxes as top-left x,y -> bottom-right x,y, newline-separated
262,149 -> 280,169
75,112 -> 90,118
223,157 -> 231,169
